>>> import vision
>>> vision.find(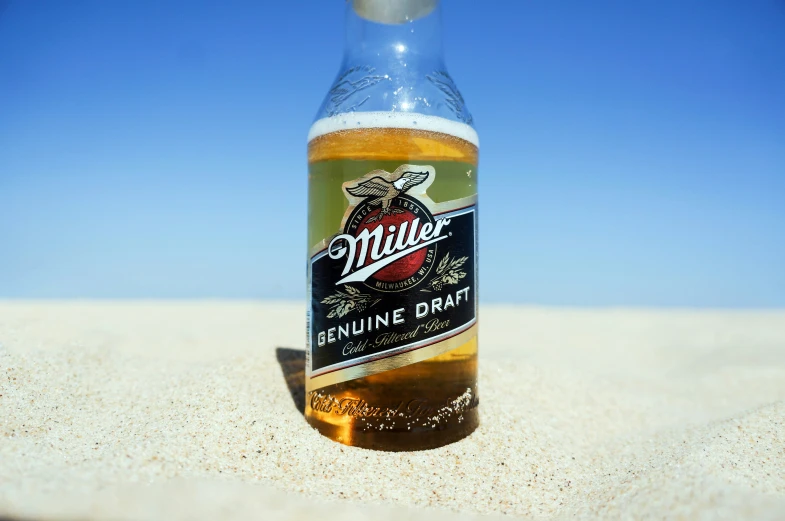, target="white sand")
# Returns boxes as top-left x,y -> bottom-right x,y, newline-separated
1,302 -> 784,520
